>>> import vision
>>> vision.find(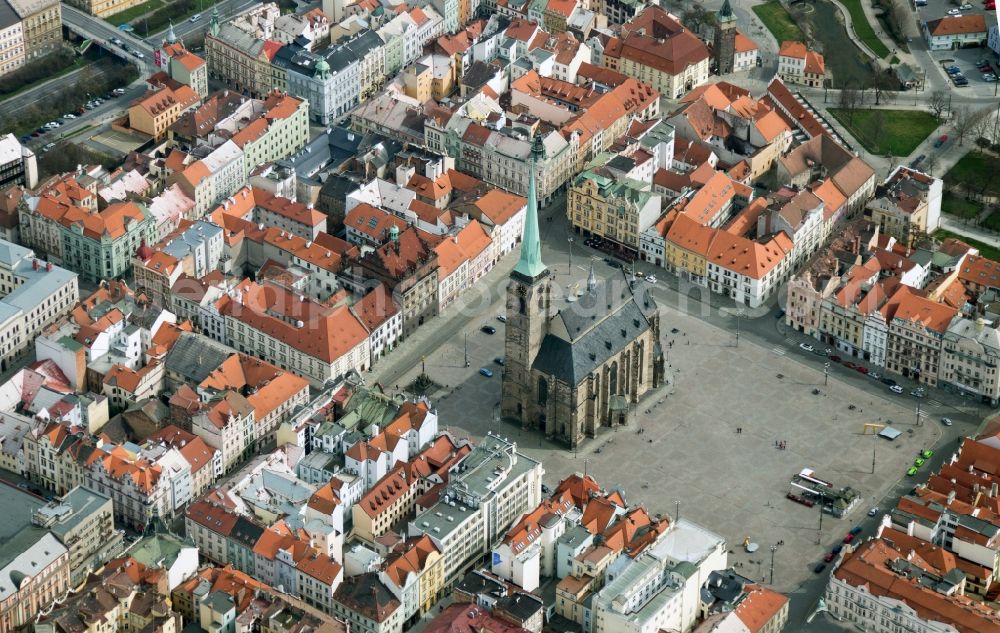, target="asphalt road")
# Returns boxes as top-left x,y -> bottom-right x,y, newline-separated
0,59 -> 123,120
